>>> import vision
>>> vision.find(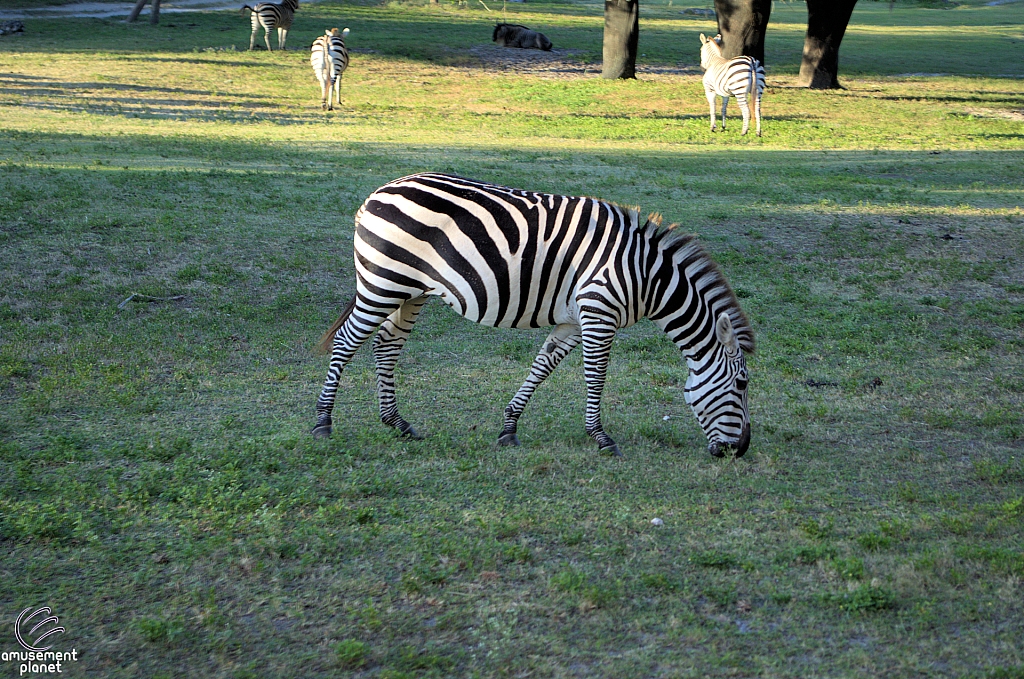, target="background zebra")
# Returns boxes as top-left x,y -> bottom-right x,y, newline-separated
314,173 -> 755,458
243,0 -> 298,52
699,32 -> 765,136
310,28 -> 350,111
